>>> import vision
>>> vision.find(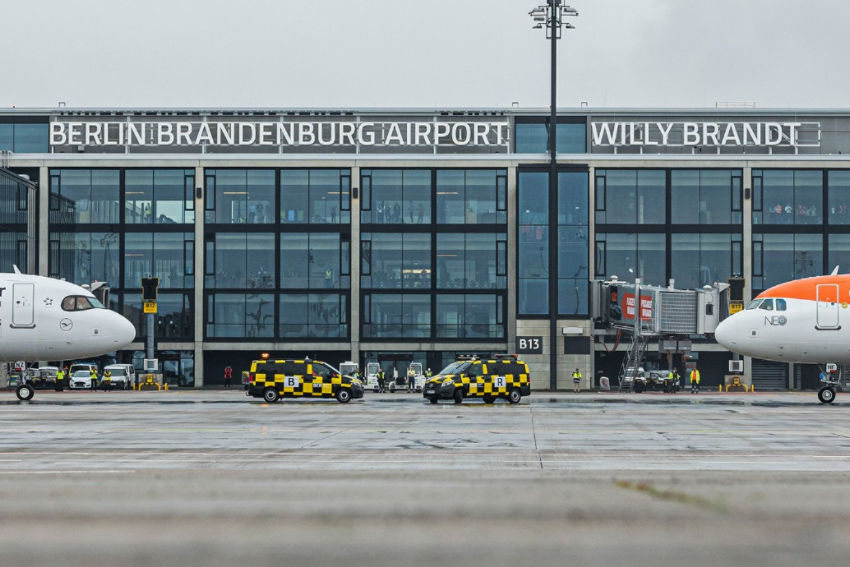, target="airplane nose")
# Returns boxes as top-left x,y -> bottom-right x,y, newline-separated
114,313 -> 137,348
715,316 -> 736,350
